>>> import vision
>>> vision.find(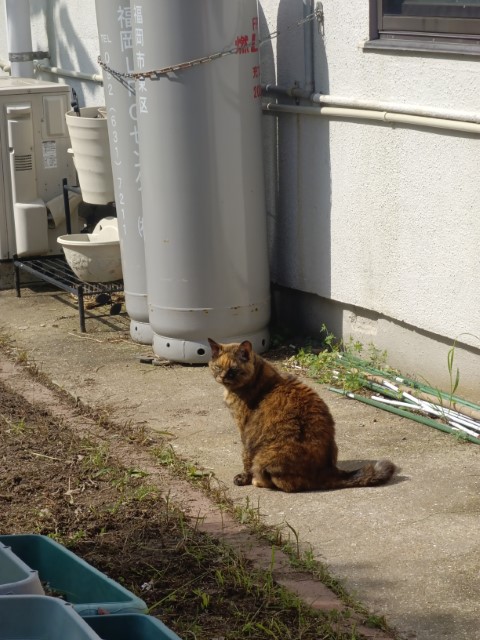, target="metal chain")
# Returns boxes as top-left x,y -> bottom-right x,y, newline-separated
97,9 -> 321,81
